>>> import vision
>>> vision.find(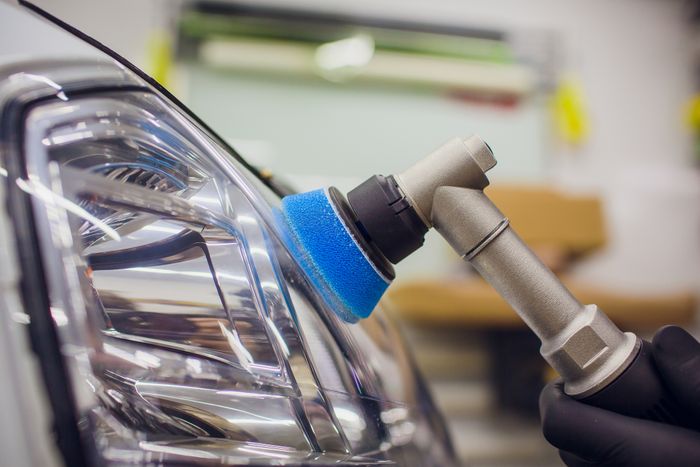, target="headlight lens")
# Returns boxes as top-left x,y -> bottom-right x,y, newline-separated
13,76 -> 454,466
